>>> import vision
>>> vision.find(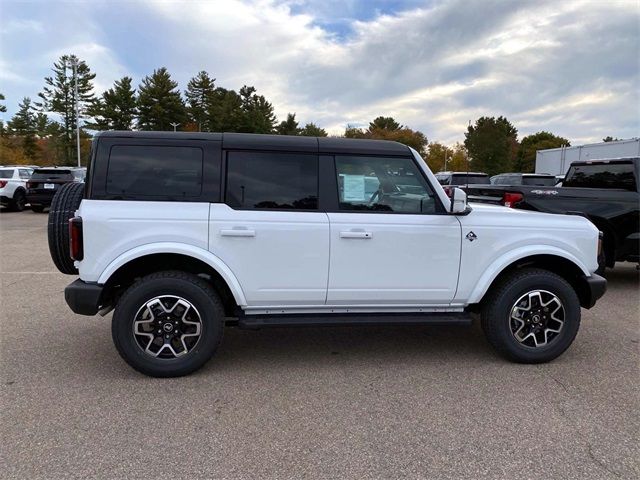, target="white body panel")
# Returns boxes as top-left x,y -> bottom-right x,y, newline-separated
326,212 -> 461,304
0,167 -> 31,202
456,203 -> 599,304
208,204 -> 329,306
